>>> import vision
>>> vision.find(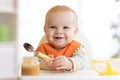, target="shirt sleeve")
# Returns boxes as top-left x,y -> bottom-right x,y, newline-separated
69,45 -> 86,71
